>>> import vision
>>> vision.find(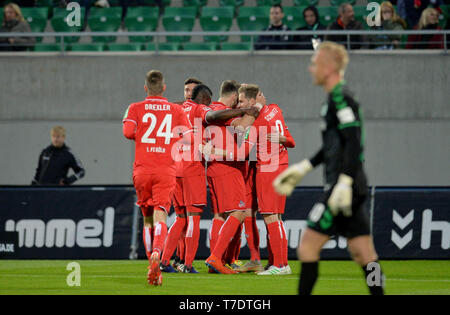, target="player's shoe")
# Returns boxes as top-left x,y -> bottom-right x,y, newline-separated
256,265 -> 283,275
235,260 -> 264,273
160,263 -> 178,273
180,265 -> 199,274
176,263 -> 185,273
172,256 -> 182,270
208,267 -> 218,273
280,265 -> 292,275
205,255 -> 237,274
147,252 -> 162,285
